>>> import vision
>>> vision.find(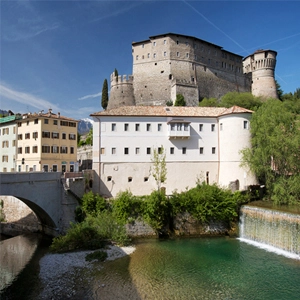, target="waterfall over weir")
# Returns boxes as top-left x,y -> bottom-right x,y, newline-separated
239,205 -> 300,258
